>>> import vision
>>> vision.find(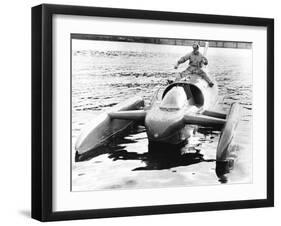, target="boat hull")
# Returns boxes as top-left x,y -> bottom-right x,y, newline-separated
75,96 -> 144,155
147,125 -> 194,144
